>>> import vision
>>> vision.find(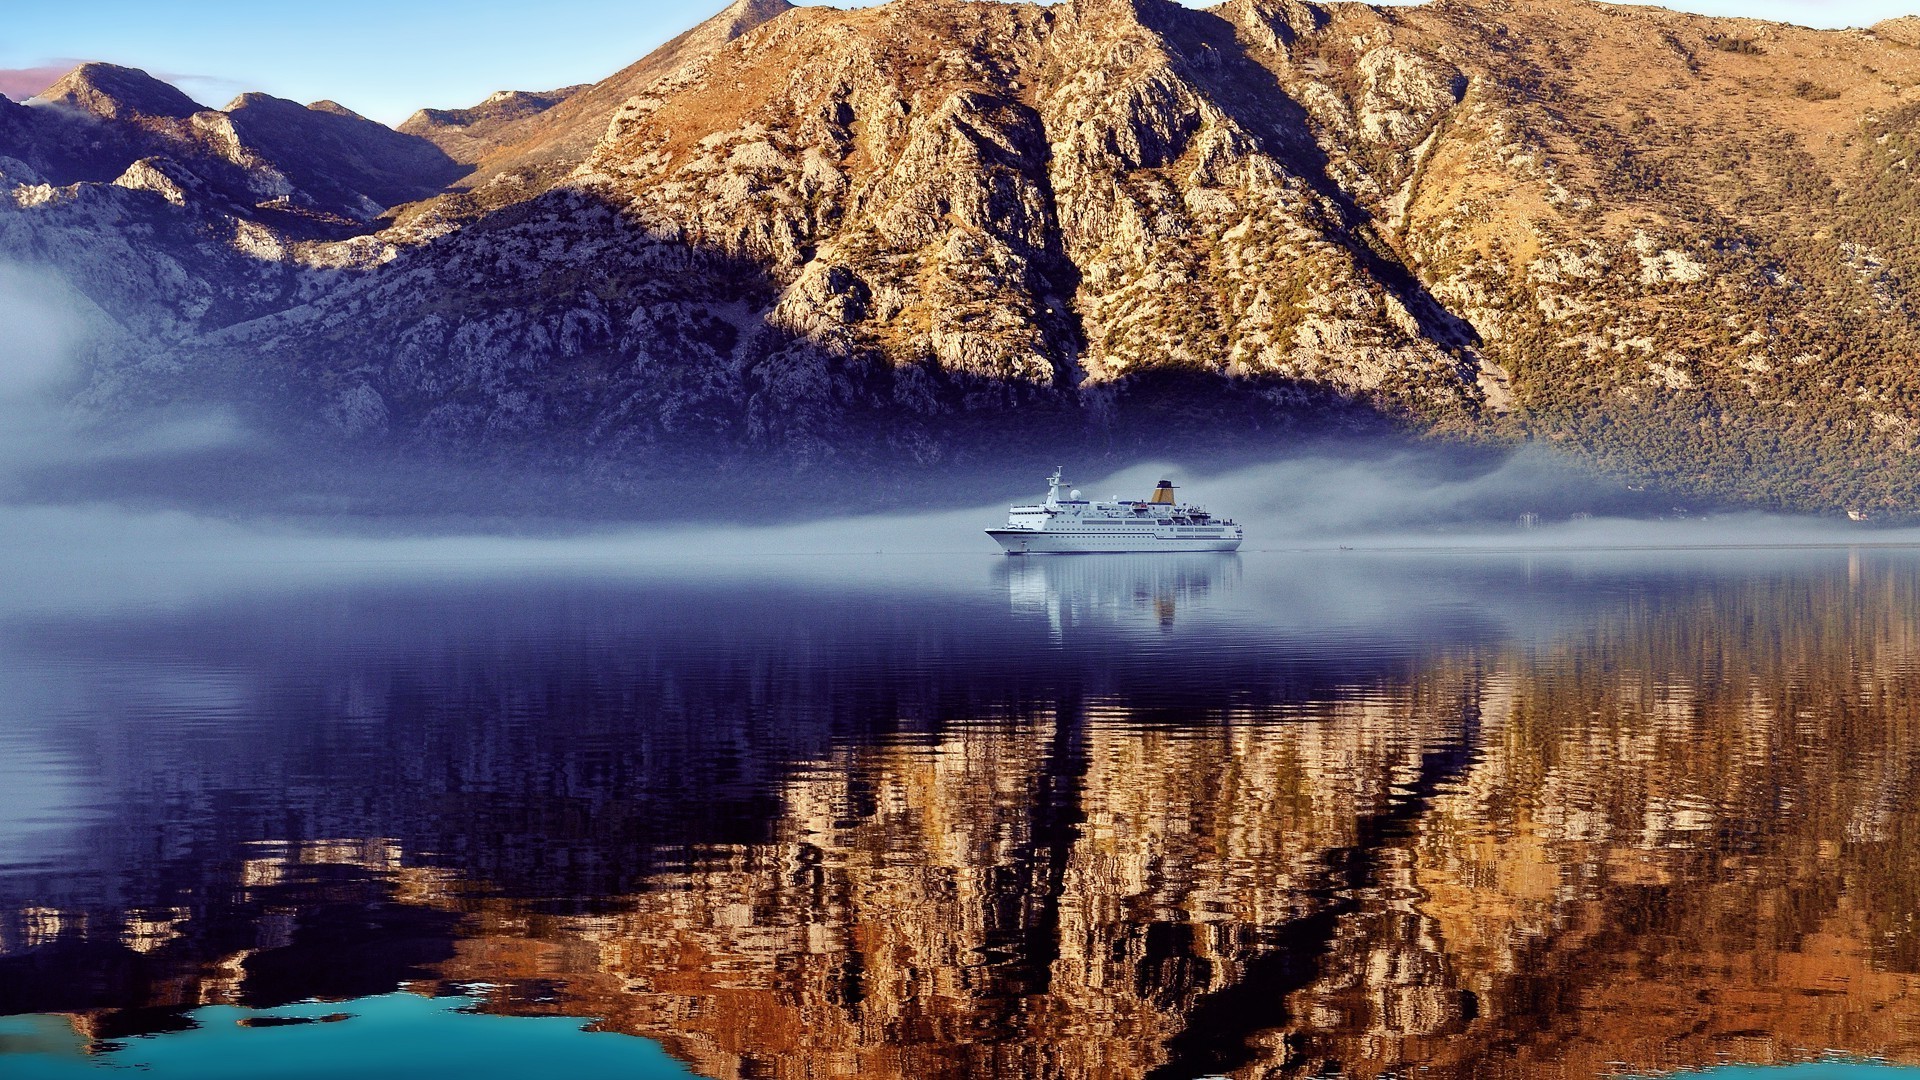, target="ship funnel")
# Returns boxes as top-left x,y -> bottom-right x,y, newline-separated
1150,480 -> 1176,505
